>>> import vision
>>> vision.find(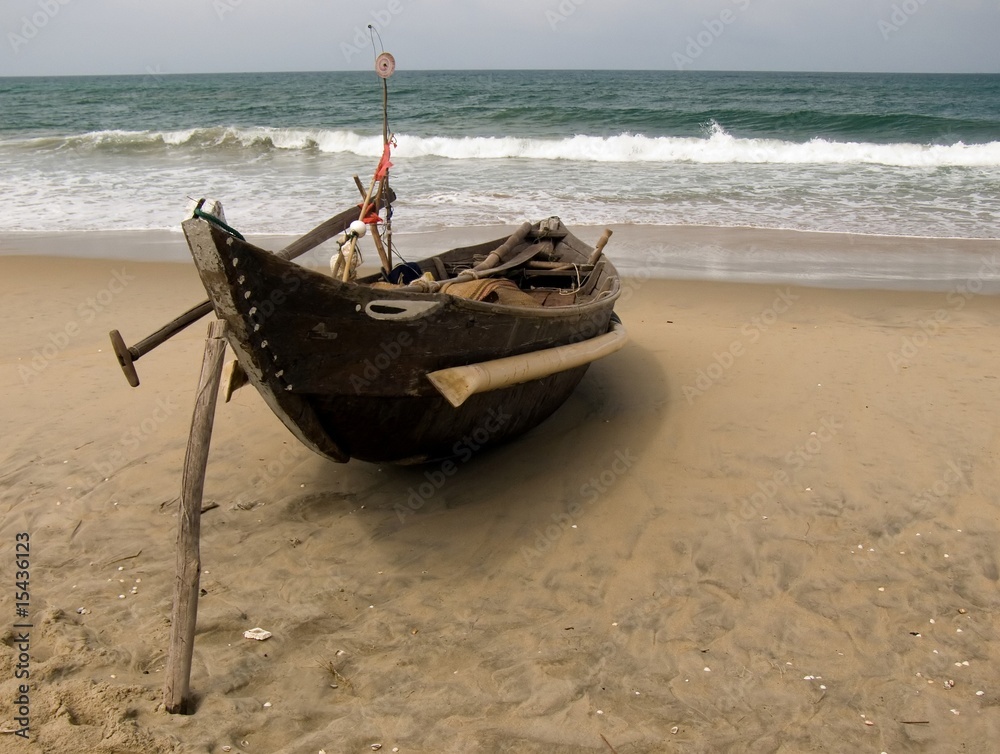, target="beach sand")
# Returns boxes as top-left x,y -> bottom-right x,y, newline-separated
1,227 -> 999,753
